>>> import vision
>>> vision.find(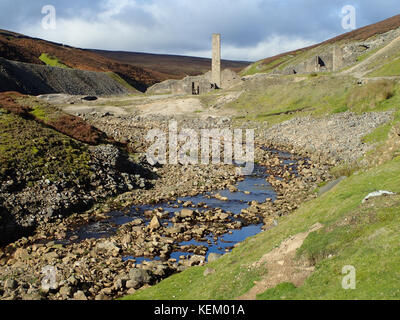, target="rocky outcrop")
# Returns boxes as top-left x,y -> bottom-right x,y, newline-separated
0,144 -> 152,245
